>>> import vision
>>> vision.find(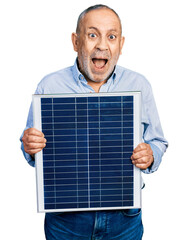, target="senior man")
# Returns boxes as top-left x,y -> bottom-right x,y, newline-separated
21,4 -> 168,240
